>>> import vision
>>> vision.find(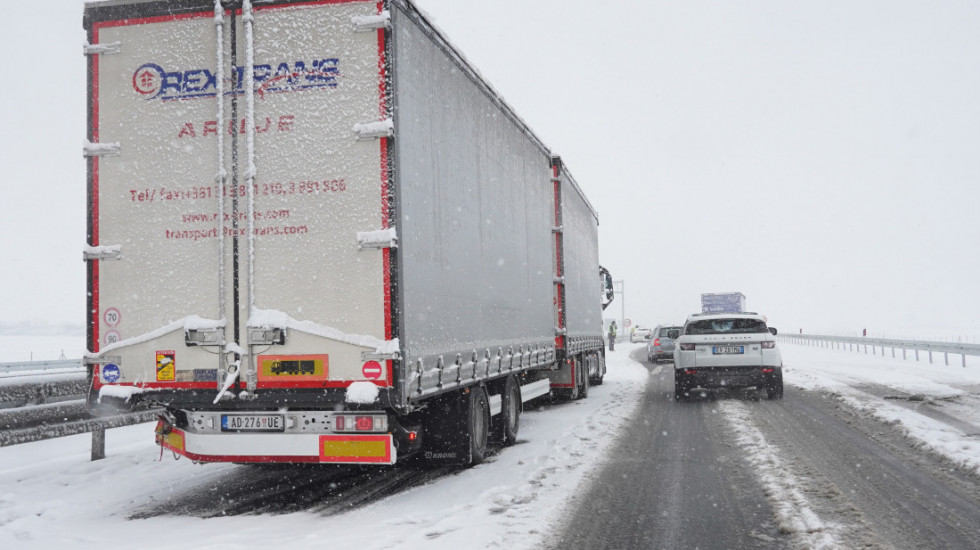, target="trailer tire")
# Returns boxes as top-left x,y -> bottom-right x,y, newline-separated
576,356 -> 590,400
589,352 -> 605,386
492,375 -> 521,446
469,385 -> 491,464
